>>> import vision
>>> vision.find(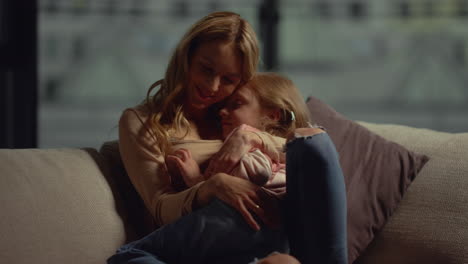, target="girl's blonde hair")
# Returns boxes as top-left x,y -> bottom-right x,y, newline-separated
144,11 -> 259,154
249,72 -> 311,137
